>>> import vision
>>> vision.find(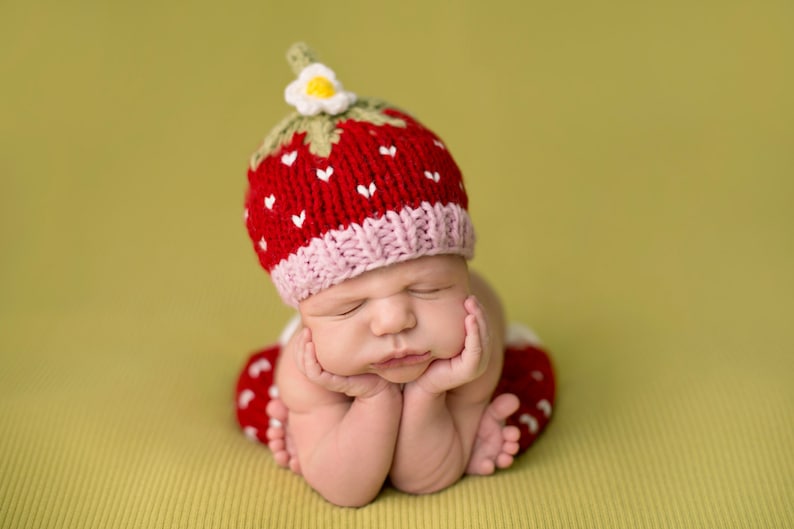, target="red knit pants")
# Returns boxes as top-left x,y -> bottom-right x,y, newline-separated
235,334 -> 555,455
